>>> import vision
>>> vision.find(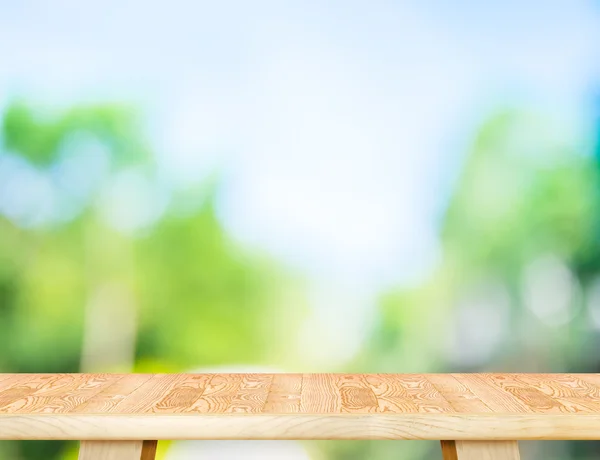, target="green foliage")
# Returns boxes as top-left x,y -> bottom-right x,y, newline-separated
3,102 -> 63,166
443,110 -> 598,274
2,100 -> 151,168
0,100 -> 289,460
134,198 -> 276,367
